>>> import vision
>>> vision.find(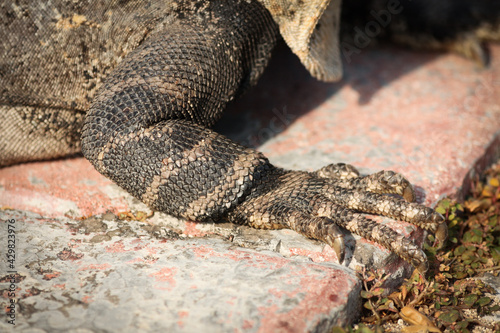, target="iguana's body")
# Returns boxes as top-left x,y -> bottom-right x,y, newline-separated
1,0 -> 499,273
